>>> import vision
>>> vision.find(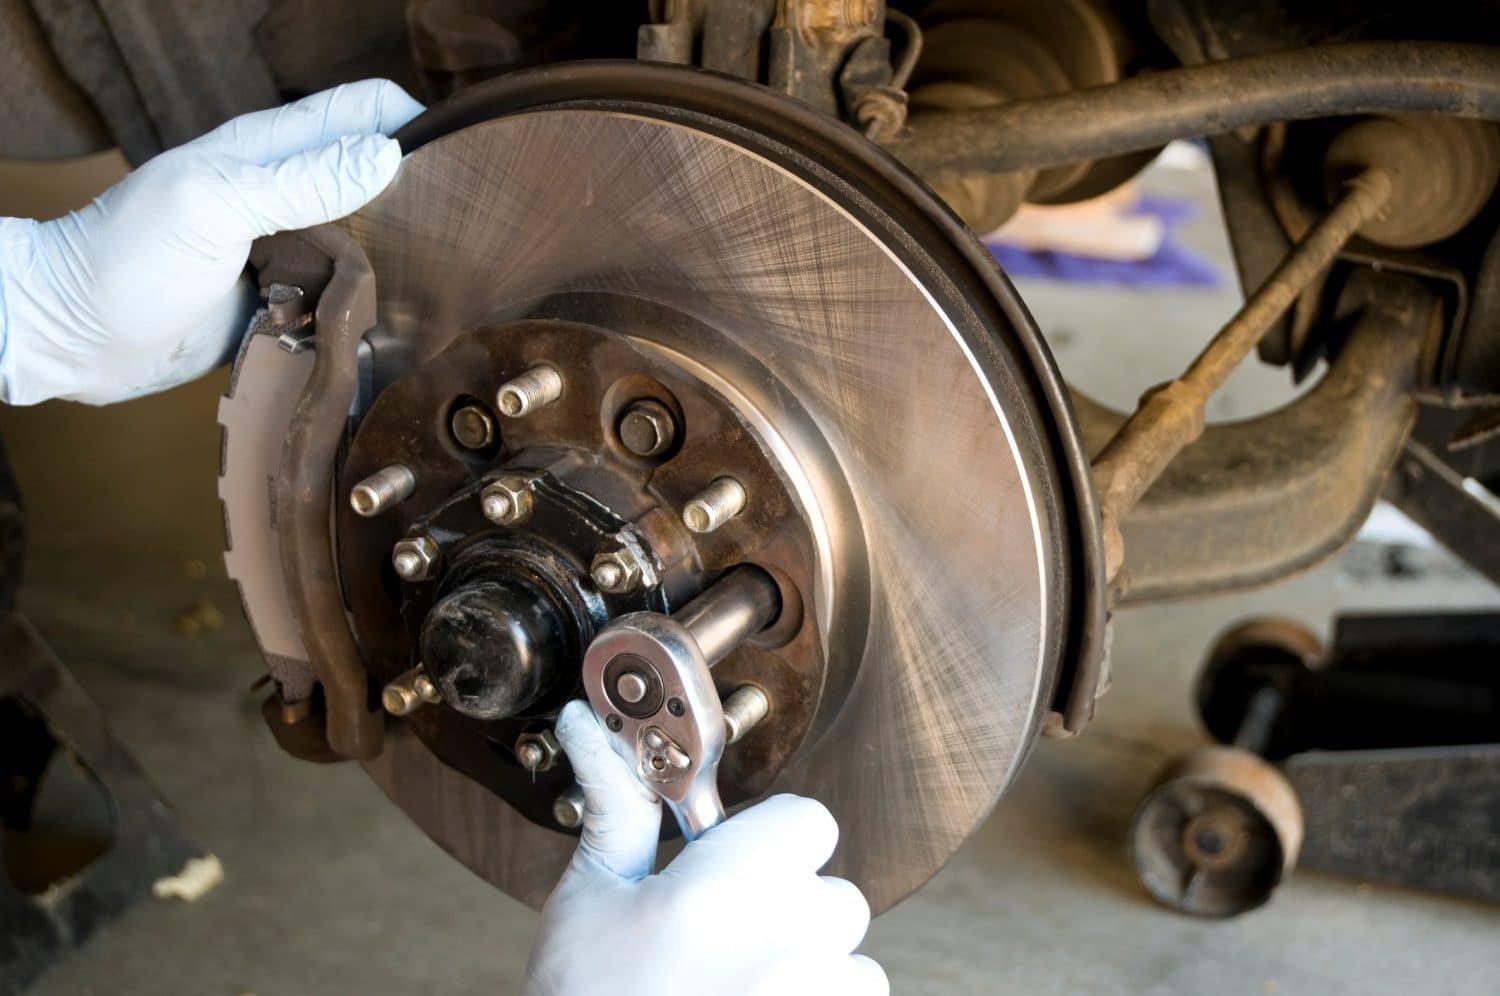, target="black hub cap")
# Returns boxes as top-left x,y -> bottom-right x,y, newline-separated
420,579 -> 566,720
